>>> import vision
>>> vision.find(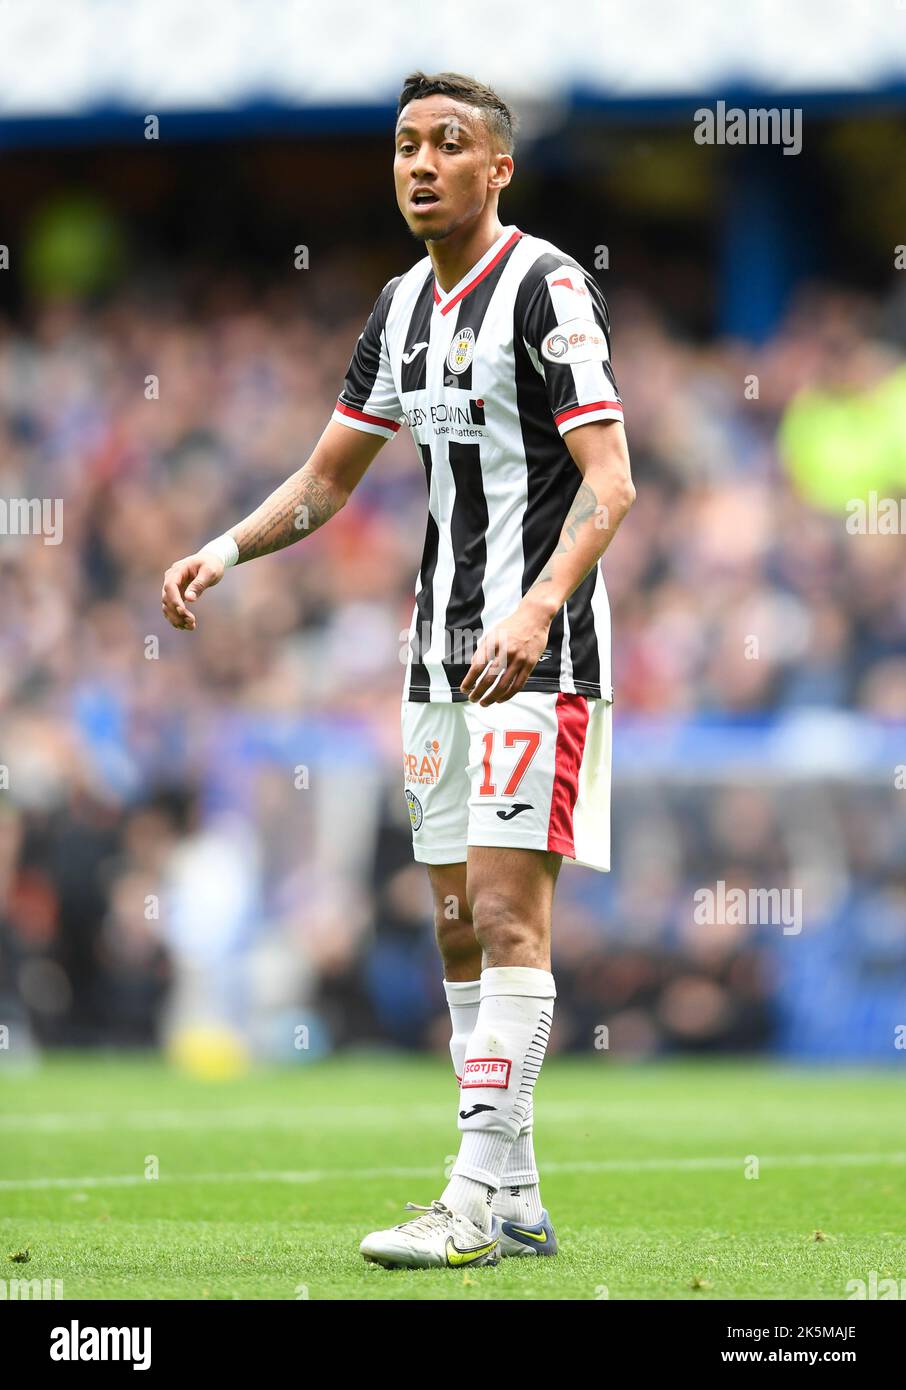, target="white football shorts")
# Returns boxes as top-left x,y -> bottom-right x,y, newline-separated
401,691 -> 612,872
